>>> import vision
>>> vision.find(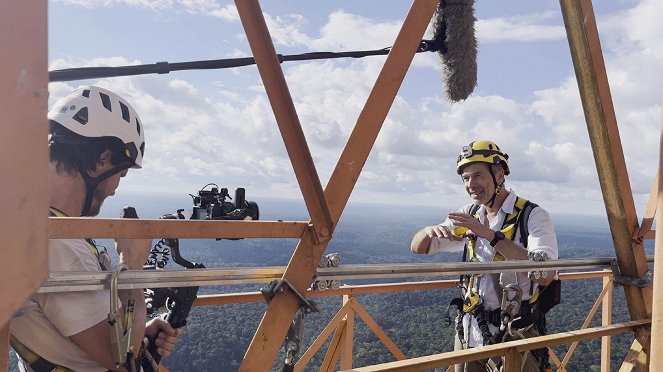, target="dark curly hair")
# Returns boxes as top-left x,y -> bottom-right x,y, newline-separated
49,121 -> 131,175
